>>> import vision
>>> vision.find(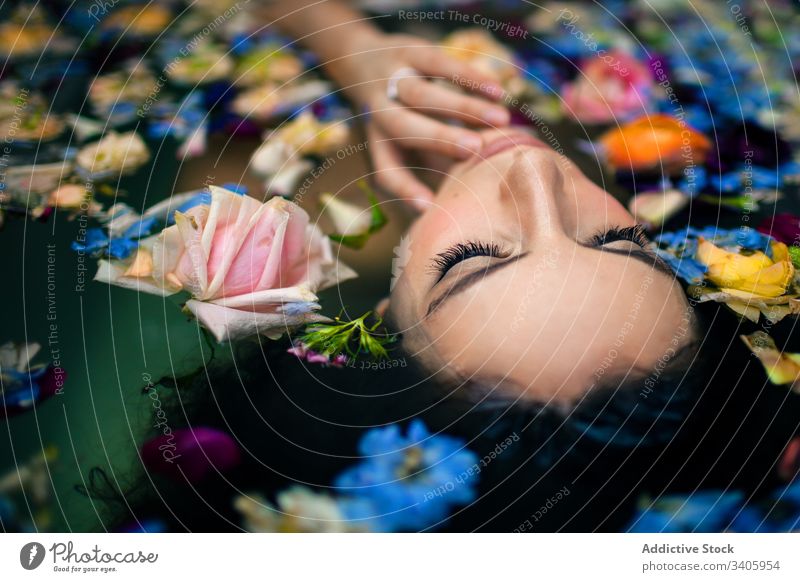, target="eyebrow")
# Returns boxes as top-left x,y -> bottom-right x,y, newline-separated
425,246 -> 676,318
